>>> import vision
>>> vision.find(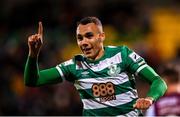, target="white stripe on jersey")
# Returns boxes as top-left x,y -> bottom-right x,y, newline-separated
56,65 -> 65,81
138,60 -> 145,66
107,46 -> 118,48
135,64 -> 148,75
63,59 -> 74,66
82,90 -> 138,110
74,72 -> 129,90
76,53 -> 122,71
118,109 -> 139,117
